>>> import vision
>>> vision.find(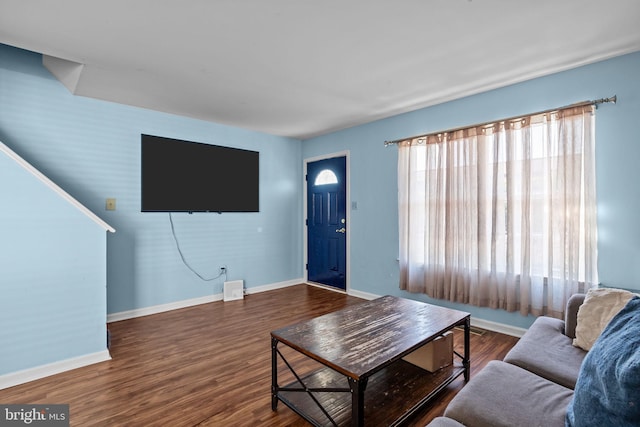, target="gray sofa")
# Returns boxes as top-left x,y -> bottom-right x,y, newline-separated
428,293 -> 587,427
